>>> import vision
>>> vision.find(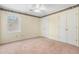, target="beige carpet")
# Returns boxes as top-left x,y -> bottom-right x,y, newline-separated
0,37 -> 79,54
